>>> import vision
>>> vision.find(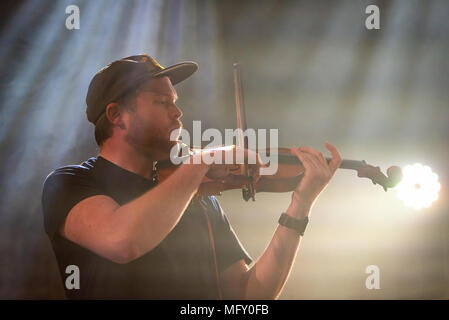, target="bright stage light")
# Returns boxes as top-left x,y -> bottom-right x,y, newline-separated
395,163 -> 440,210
